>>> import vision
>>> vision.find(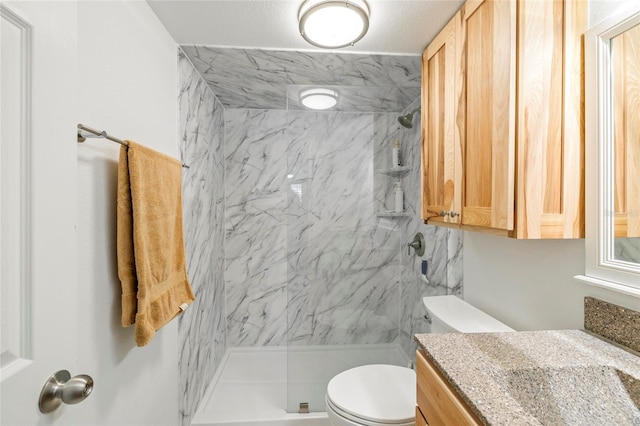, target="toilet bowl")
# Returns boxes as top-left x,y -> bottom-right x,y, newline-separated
326,364 -> 416,426
325,295 -> 513,426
